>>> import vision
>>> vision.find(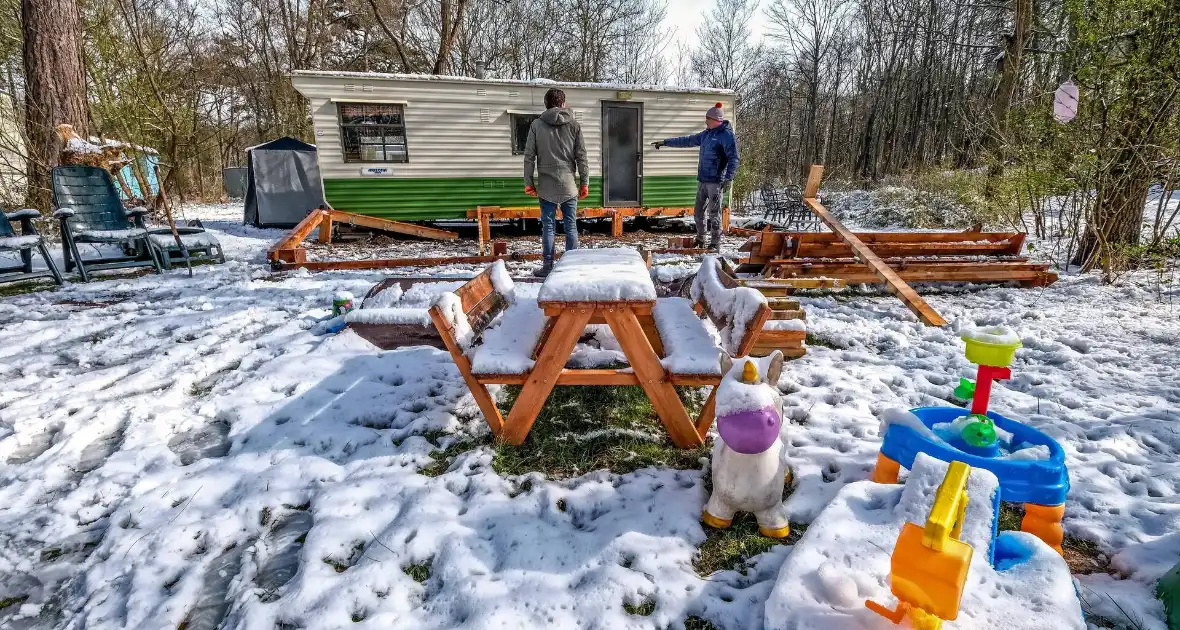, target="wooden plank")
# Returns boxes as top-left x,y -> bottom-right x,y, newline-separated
328,210 -> 457,240
767,298 -> 800,310
695,389 -> 718,438
769,309 -> 806,321
803,165 -> 824,198
477,370 -> 720,387
638,312 -> 665,358
267,209 -> 327,261
769,259 -> 1040,270
454,267 -> 496,311
758,232 -> 786,257
793,241 -> 1021,259
428,305 -> 505,436
277,252 -> 551,272
734,303 -> 772,356
750,345 -> 807,359
757,329 -> 807,342
541,301 -> 654,316
605,307 -> 703,448
502,308 -> 595,444
741,278 -> 848,291
318,214 -> 333,243
803,165 -> 947,327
